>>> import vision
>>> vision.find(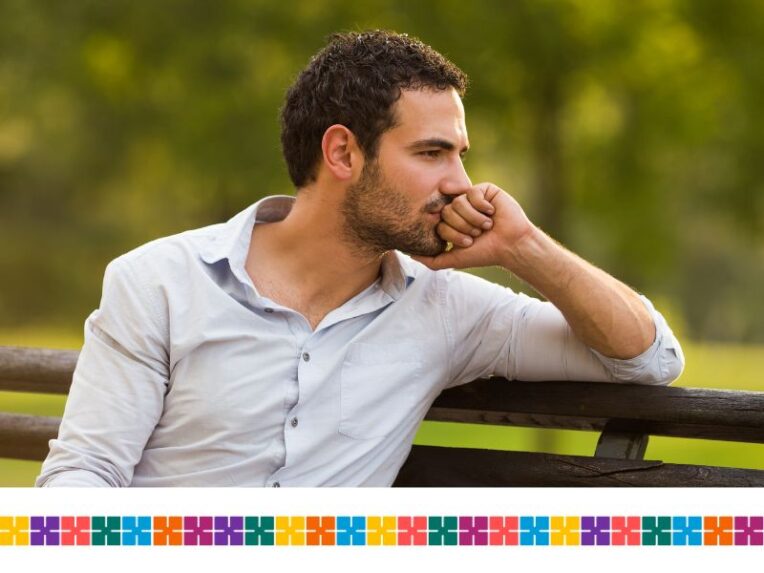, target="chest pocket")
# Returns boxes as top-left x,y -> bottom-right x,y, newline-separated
339,341 -> 425,440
